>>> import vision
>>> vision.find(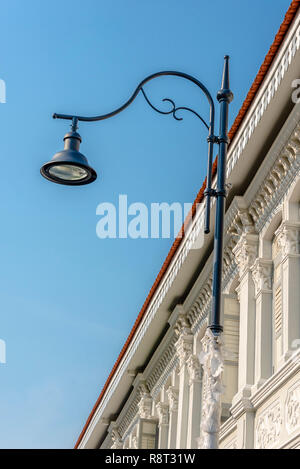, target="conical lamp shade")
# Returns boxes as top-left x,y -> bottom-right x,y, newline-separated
41,131 -> 97,186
